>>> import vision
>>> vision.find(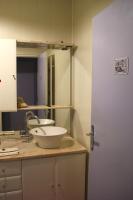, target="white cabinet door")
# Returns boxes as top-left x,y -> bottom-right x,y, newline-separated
55,153 -> 86,200
0,39 -> 16,111
0,193 -> 5,200
22,153 -> 86,200
0,160 -> 21,178
5,176 -> 22,192
0,176 -> 22,193
22,157 -> 56,200
6,190 -> 22,200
